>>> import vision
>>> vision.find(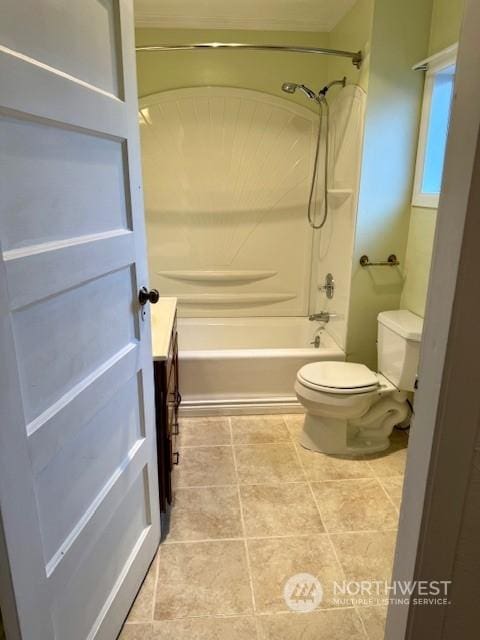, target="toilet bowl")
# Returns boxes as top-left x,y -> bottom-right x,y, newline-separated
295,310 -> 423,455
